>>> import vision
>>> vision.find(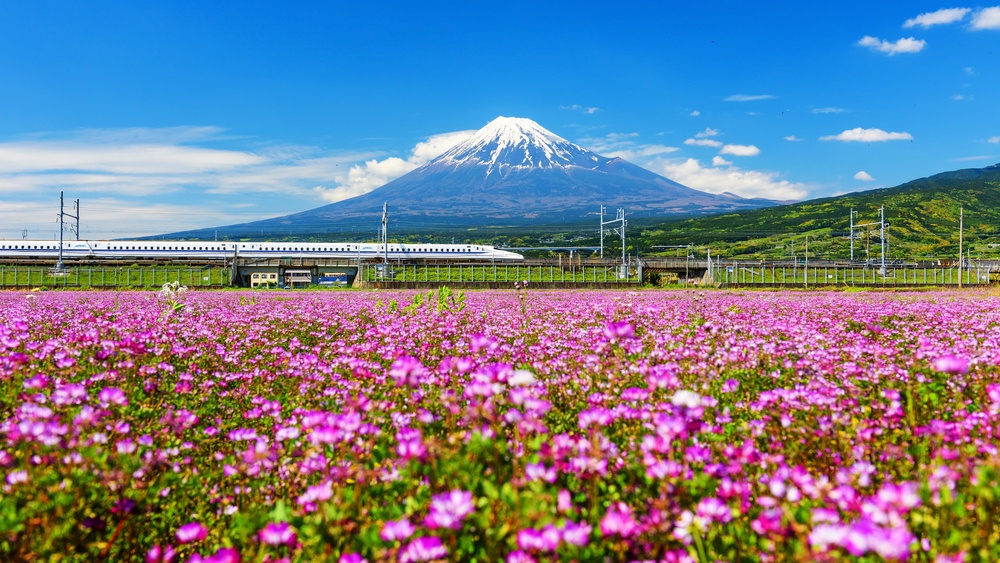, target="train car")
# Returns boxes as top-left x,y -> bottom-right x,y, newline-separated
0,240 -> 523,262
0,240 -> 94,259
